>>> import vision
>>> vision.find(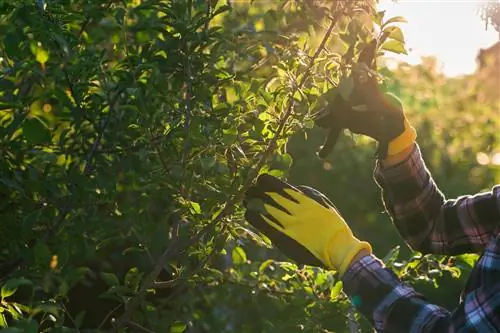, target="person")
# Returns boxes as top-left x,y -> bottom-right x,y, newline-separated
243,74 -> 500,332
